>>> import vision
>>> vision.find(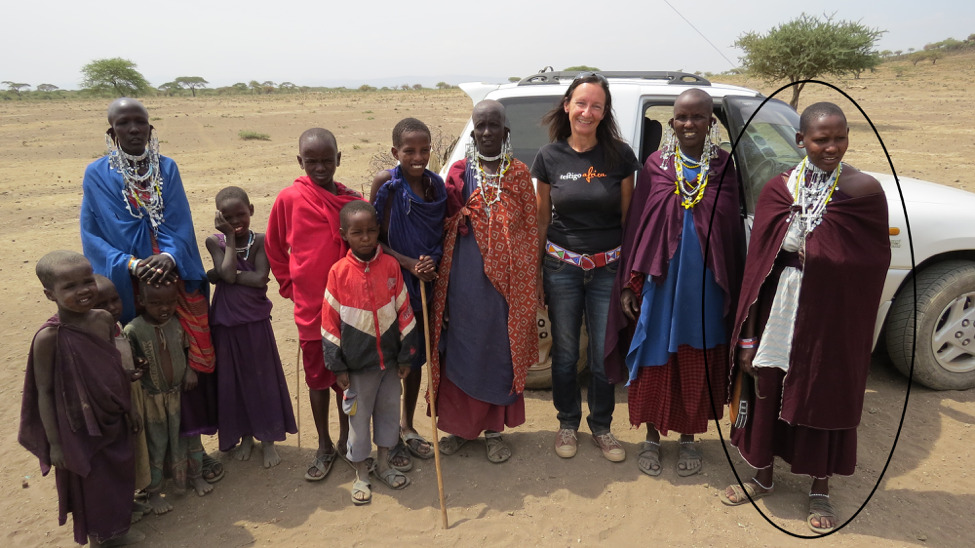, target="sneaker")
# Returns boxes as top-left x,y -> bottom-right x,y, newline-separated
555,428 -> 578,458
592,432 -> 626,462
